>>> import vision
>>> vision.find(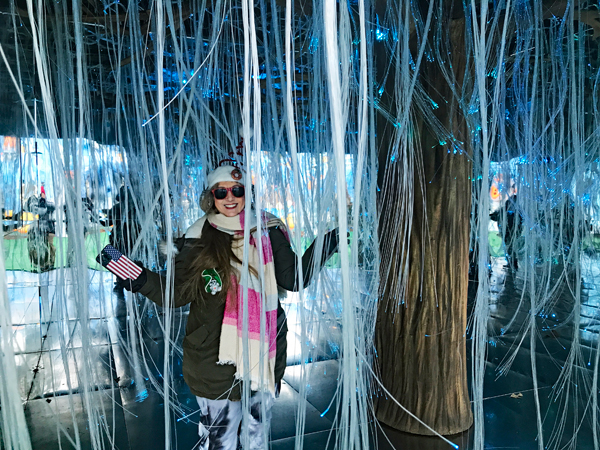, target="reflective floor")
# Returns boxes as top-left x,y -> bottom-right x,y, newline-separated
2,254 -> 599,449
